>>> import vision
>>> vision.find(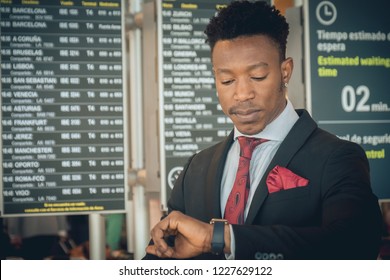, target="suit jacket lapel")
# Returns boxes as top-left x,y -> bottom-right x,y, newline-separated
245,110 -> 318,224
205,131 -> 234,218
